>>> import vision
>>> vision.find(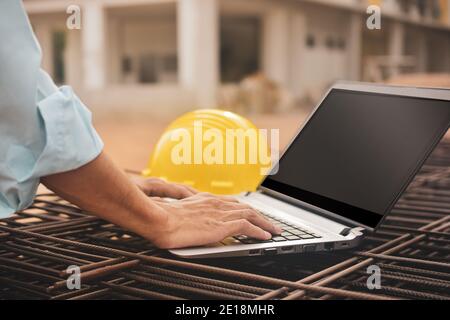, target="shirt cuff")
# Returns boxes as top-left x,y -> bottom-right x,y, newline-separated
30,85 -> 104,180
